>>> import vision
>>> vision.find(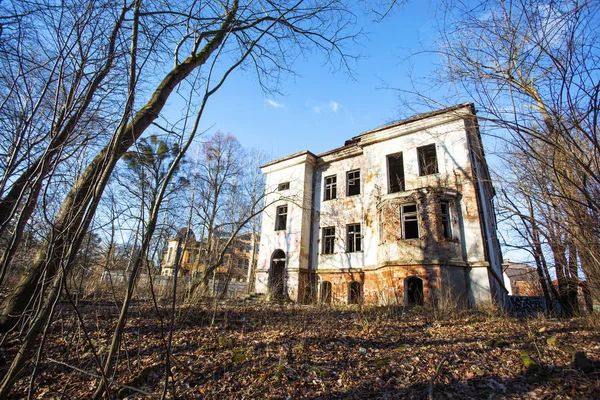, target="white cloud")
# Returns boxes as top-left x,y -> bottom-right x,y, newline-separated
329,101 -> 340,112
265,99 -> 285,108
309,100 -> 342,114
